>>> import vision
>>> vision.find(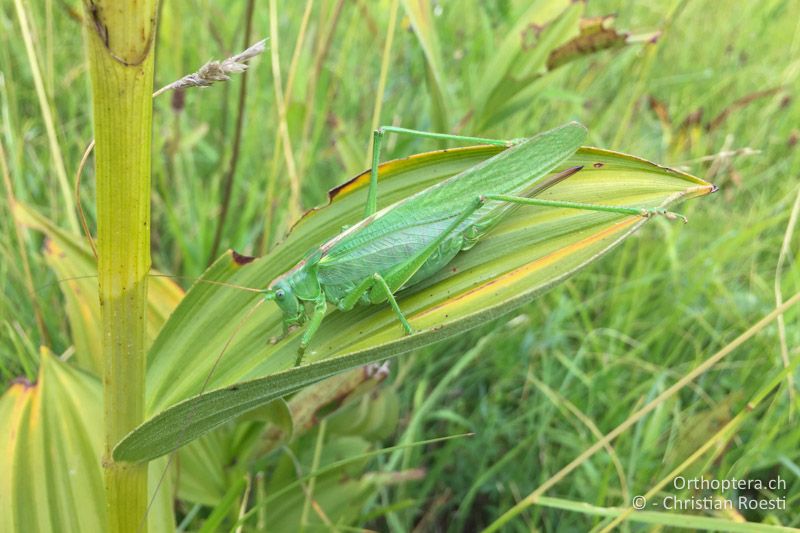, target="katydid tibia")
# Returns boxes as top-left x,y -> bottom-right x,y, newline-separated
256,122 -> 685,365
